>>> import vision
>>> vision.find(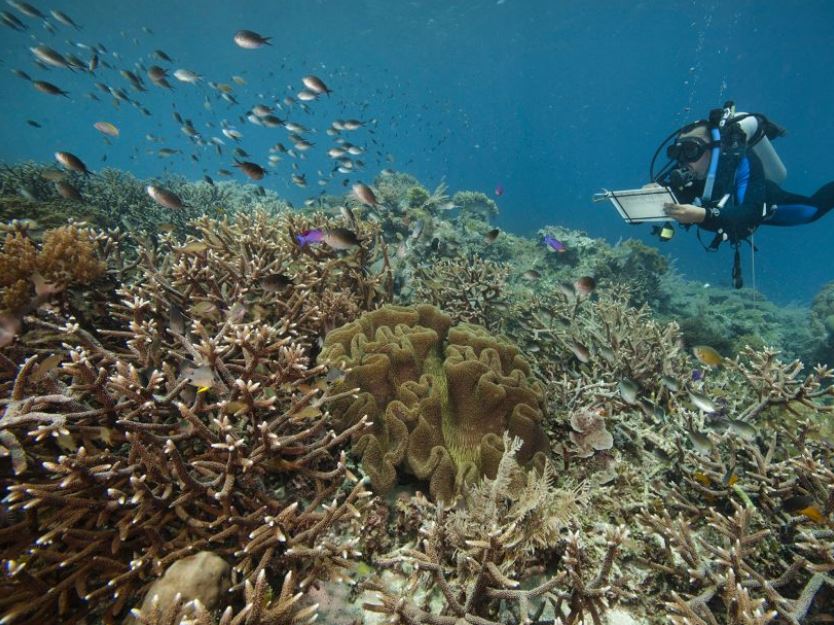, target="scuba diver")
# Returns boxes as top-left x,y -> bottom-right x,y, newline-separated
650,101 -> 834,288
